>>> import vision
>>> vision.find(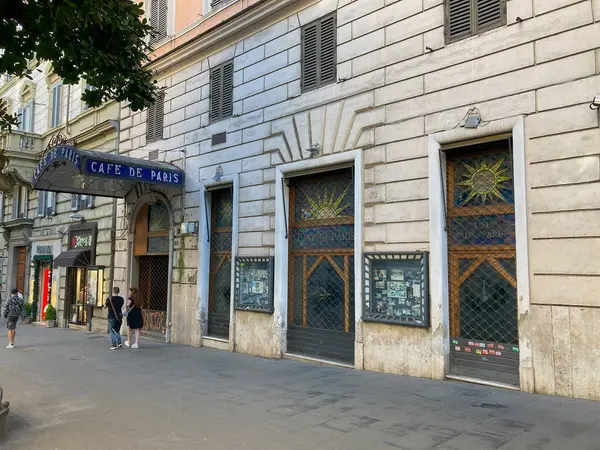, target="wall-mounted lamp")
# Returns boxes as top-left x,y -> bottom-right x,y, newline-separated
460,108 -> 482,129
68,213 -> 85,222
